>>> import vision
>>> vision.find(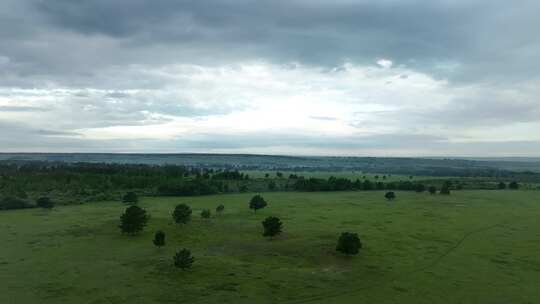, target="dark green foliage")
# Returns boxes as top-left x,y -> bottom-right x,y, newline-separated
157,180 -> 220,196
440,185 -> 451,195
173,204 -> 192,224
276,172 -> 283,178
249,195 -> 267,212
216,204 -> 225,213
268,181 -> 276,191
119,205 -> 149,234
211,170 -> 246,180
262,216 -> 282,238
385,191 -> 396,200
174,249 -> 194,270
153,230 -> 165,248
414,184 -> 426,193
122,192 -> 138,204
201,209 -> 211,219
498,182 -> 506,189
0,196 -> 32,210
336,232 -> 362,255
36,197 -> 54,209
428,186 -> 437,194
509,181 -> 519,189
